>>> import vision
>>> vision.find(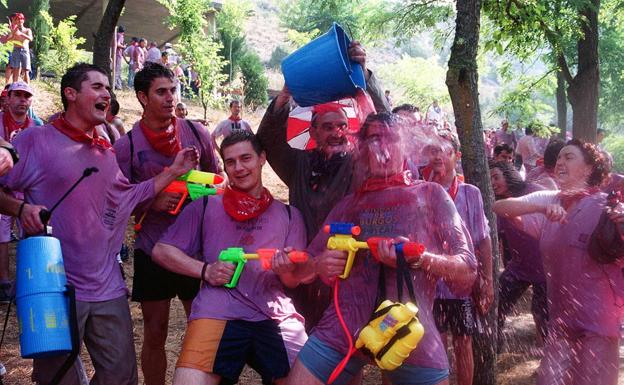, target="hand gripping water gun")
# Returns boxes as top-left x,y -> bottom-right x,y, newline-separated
355,300 -> 425,371
217,247 -> 309,288
324,222 -> 426,279
164,170 -> 224,215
